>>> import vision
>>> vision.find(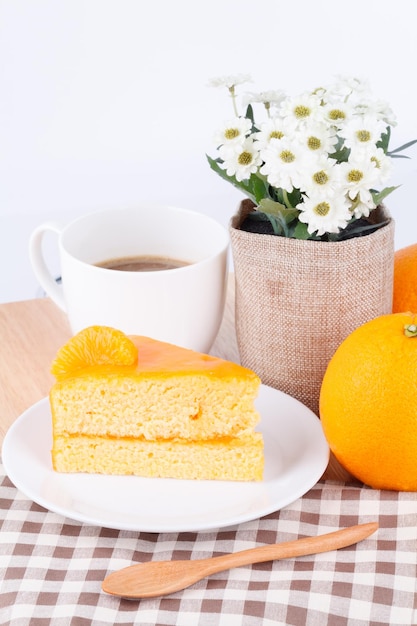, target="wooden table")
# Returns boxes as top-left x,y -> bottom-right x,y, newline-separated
0,279 -> 350,480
